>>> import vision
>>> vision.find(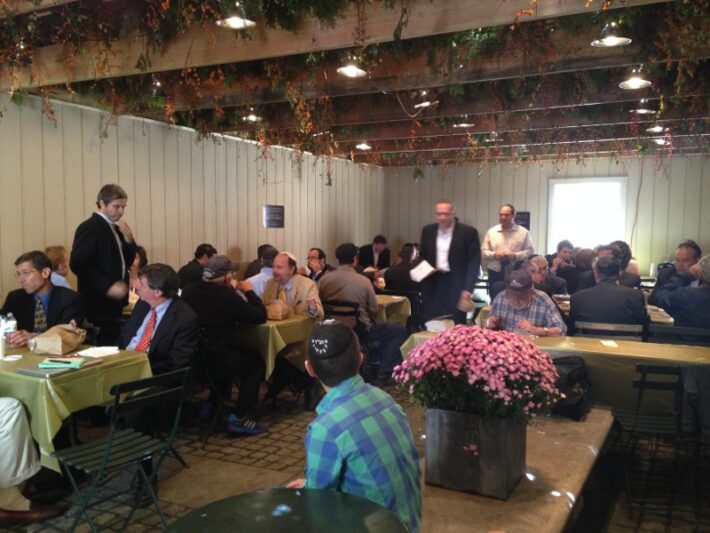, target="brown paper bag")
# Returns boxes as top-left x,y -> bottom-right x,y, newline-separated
266,301 -> 292,321
28,321 -> 86,355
